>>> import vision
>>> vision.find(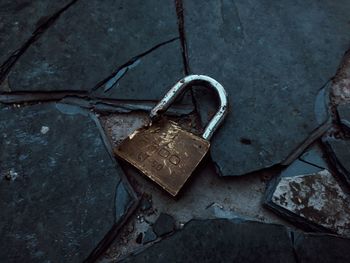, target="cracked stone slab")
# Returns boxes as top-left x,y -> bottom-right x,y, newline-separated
0,0 -> 72,65
266,150 -> 350,238
0,103 -> 137,262
121,220 -> 296,263
323,137 -> 350,184
271,170 -> 350,237
3,0 -> 188,104
183,0 -> 350,176
294,232 -> 350,263
92,40 -> 190,102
